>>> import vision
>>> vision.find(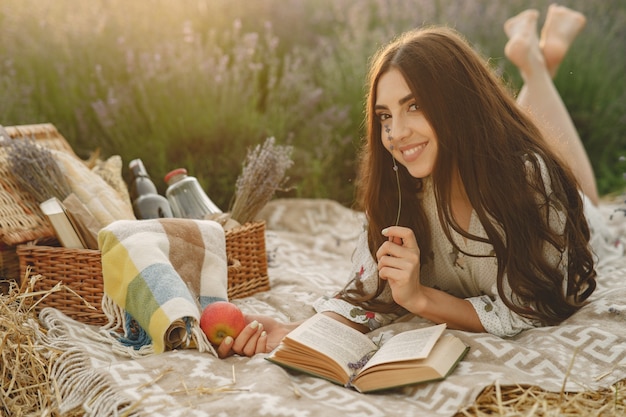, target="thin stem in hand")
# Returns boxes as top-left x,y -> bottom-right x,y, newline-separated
385,125 -> 402,226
